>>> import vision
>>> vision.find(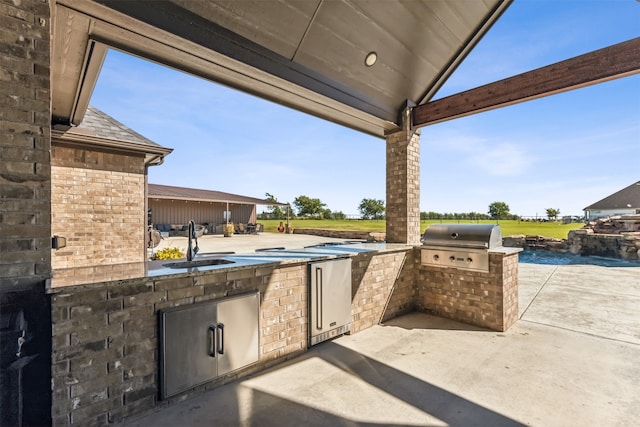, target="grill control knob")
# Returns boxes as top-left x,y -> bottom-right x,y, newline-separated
433,254 -> 439,261
466,257 -> 473,263
449,256 -> 455,262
